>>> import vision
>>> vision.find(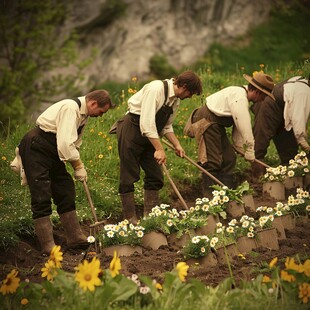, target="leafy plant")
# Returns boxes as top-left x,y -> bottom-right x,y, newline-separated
97,220 -> 145,247
287,151 -> 309,178
182,235 -> 219,259
259,165 -> 287,183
